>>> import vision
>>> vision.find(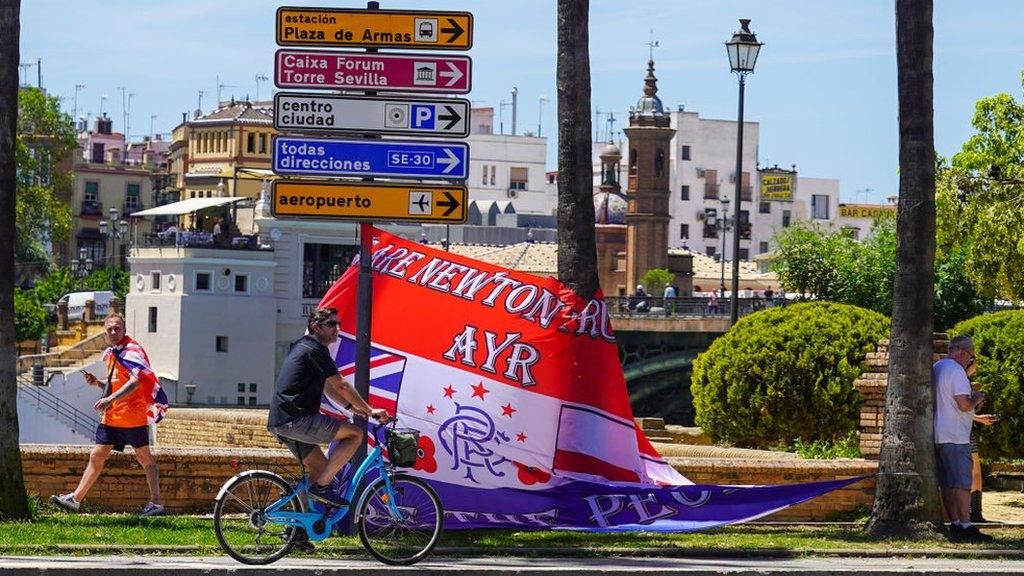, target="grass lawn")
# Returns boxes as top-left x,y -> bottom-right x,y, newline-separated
1,513 -> 1022,556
